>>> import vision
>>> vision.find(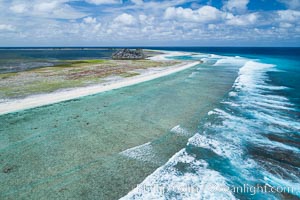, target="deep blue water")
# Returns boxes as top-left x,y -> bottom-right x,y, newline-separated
0,48 -> 115,73
180,47 -> 300,199
147,46 -> 300,57
123,47 -> 300,199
